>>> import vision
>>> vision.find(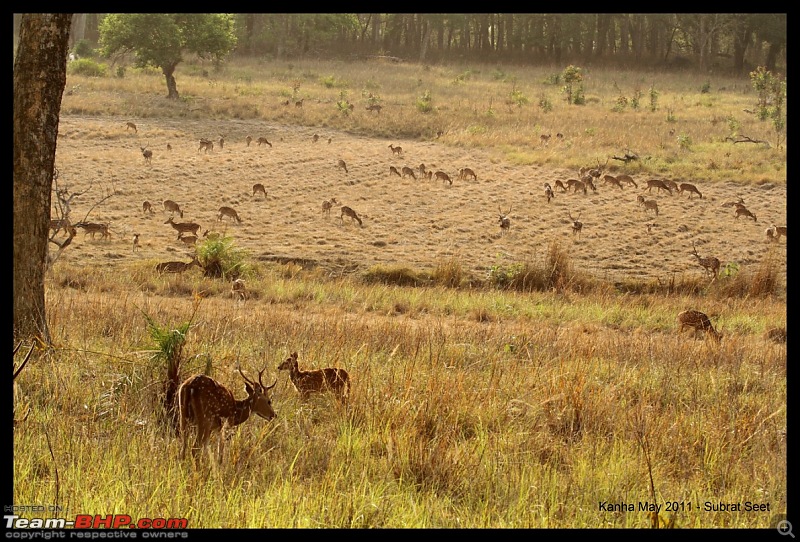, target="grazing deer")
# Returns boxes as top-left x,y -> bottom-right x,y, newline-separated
434,171 -> 452,185
178,367 -> 277,462
677,309 -> 722,342
401,166 -> 417,179
459,167 -> 477,181
178,232 -> 198,247
165,217 -> 201,239
365,104 -> 382,113
163,200 -> 184,218
569,211 -> 583,237
424,170 -> 433,180
617,174 -> 638,188
322,198 -> 338,217
645,179 -> 673,195
257,137 -> 272,147
277,351 -> 350,403
662,179 -> 680,193
198,138 -> 214,153
389,166 -> 401,177
337,159 -> 348,174
132,233 -> 140,253
691,242 -> 721,280
540,134 -> 551,144
218,206 -> 242,223
678,182 -> 702,198
771,225 -> 787,241
763,326 -> 787,344
602,175 -> 624,189
418,163 -> 427,176
498,206 -> 512,234
637,196 -> 659,216
126,121 -> 137,133
231,278 -> 247,301
566,179 -> 587,195
75,222 -> 110,239
388,144 -> 403,155
140,146 -> 153,165
544,183 -> 555,203
154,255 -> 201,275
142,201 -> 154,215
341,206 -> 363,227
246,135 -> 253,147
252,183 -> 267,199
554,180 -> 567,192
295,98 -> 304,108
734,206 -> 757,222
